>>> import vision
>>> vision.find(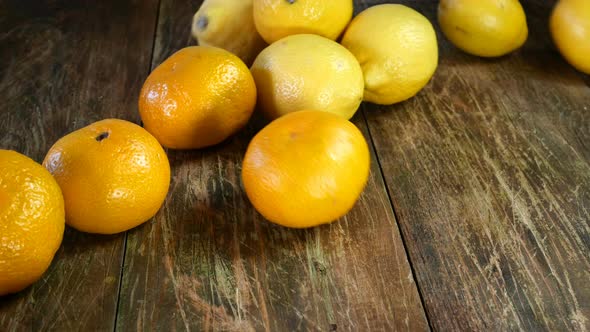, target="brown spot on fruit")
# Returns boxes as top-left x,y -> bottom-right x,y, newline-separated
96,132 -> 109,141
